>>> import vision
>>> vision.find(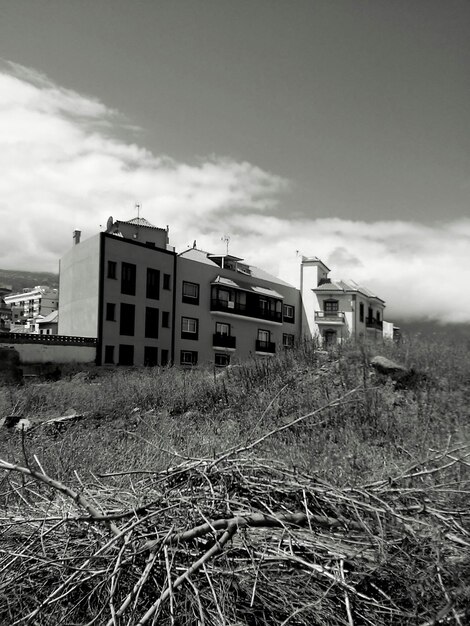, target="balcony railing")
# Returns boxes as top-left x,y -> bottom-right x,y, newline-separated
255,340 -> 276,353
315,311 -> 345,323
366,318 -> 383,330
212,333 -> 236,349
211,299 -> 282,323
